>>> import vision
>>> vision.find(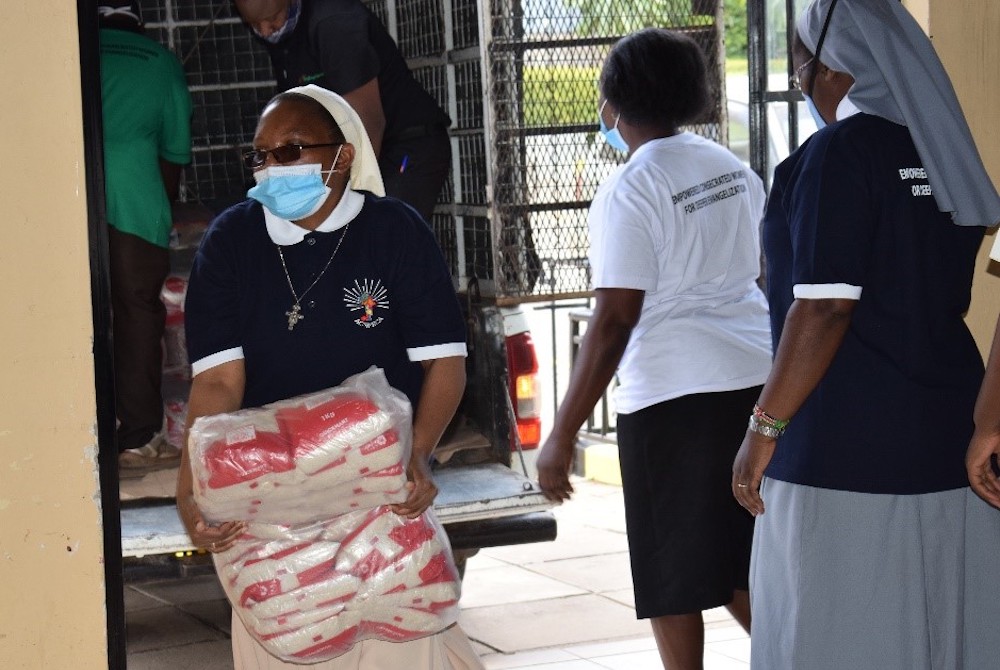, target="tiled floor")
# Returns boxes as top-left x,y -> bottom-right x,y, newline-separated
125,478 -> 750,669
466,479 -> 750,669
